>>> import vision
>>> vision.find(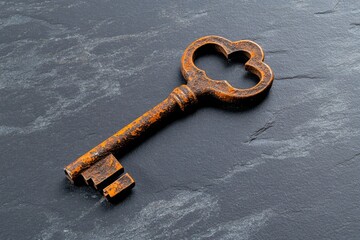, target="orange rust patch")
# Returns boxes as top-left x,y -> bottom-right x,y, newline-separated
103,173 -> 135,200
81,154 -> 123,189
